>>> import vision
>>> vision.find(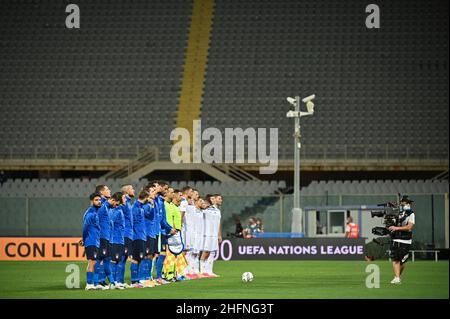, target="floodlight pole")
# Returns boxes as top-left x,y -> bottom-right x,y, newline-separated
292,96 -> 302,234
286,95 -> 315,235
